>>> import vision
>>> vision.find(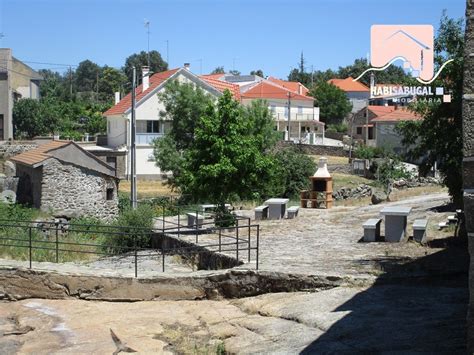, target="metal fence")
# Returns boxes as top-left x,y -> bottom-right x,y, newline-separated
0,212 -> 260,278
